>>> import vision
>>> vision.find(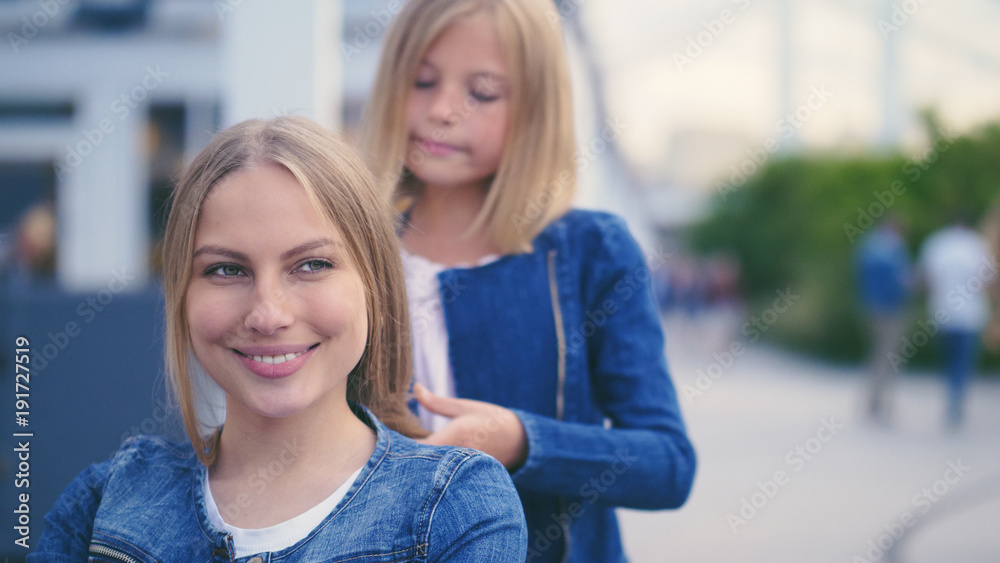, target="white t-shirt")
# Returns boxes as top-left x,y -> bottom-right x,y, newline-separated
203,466 -> 363,558
400,248 -> 497,431
920,225 -> 994,331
